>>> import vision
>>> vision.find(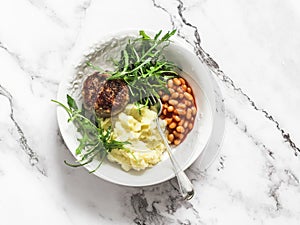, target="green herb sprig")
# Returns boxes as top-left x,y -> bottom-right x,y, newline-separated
52,95 -> 129,173
88,30 -> 178,104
